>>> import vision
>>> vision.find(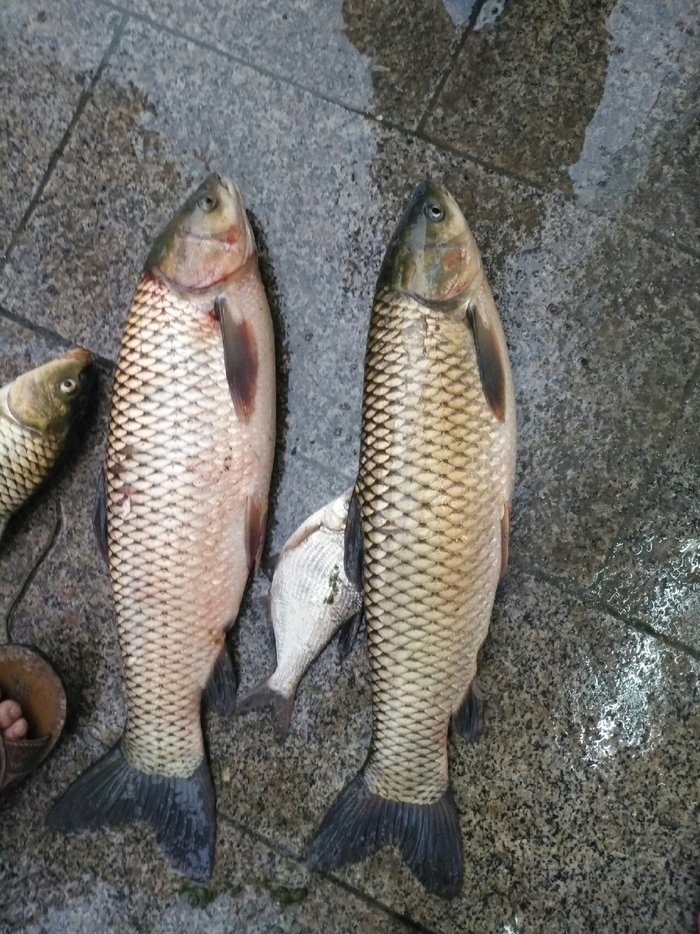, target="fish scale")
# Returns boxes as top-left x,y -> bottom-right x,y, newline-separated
0,414 -> 59,522
358,289 -> 509,805
106,272 -> 255,777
